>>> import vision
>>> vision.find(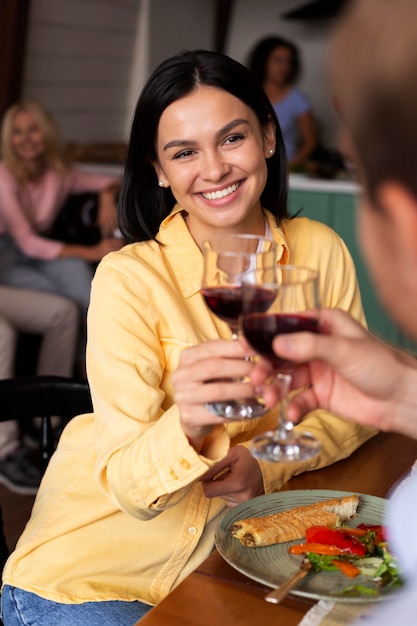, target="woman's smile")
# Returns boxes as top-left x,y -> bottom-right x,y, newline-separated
200,181 -> 241,201
11,111 -> 45,163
